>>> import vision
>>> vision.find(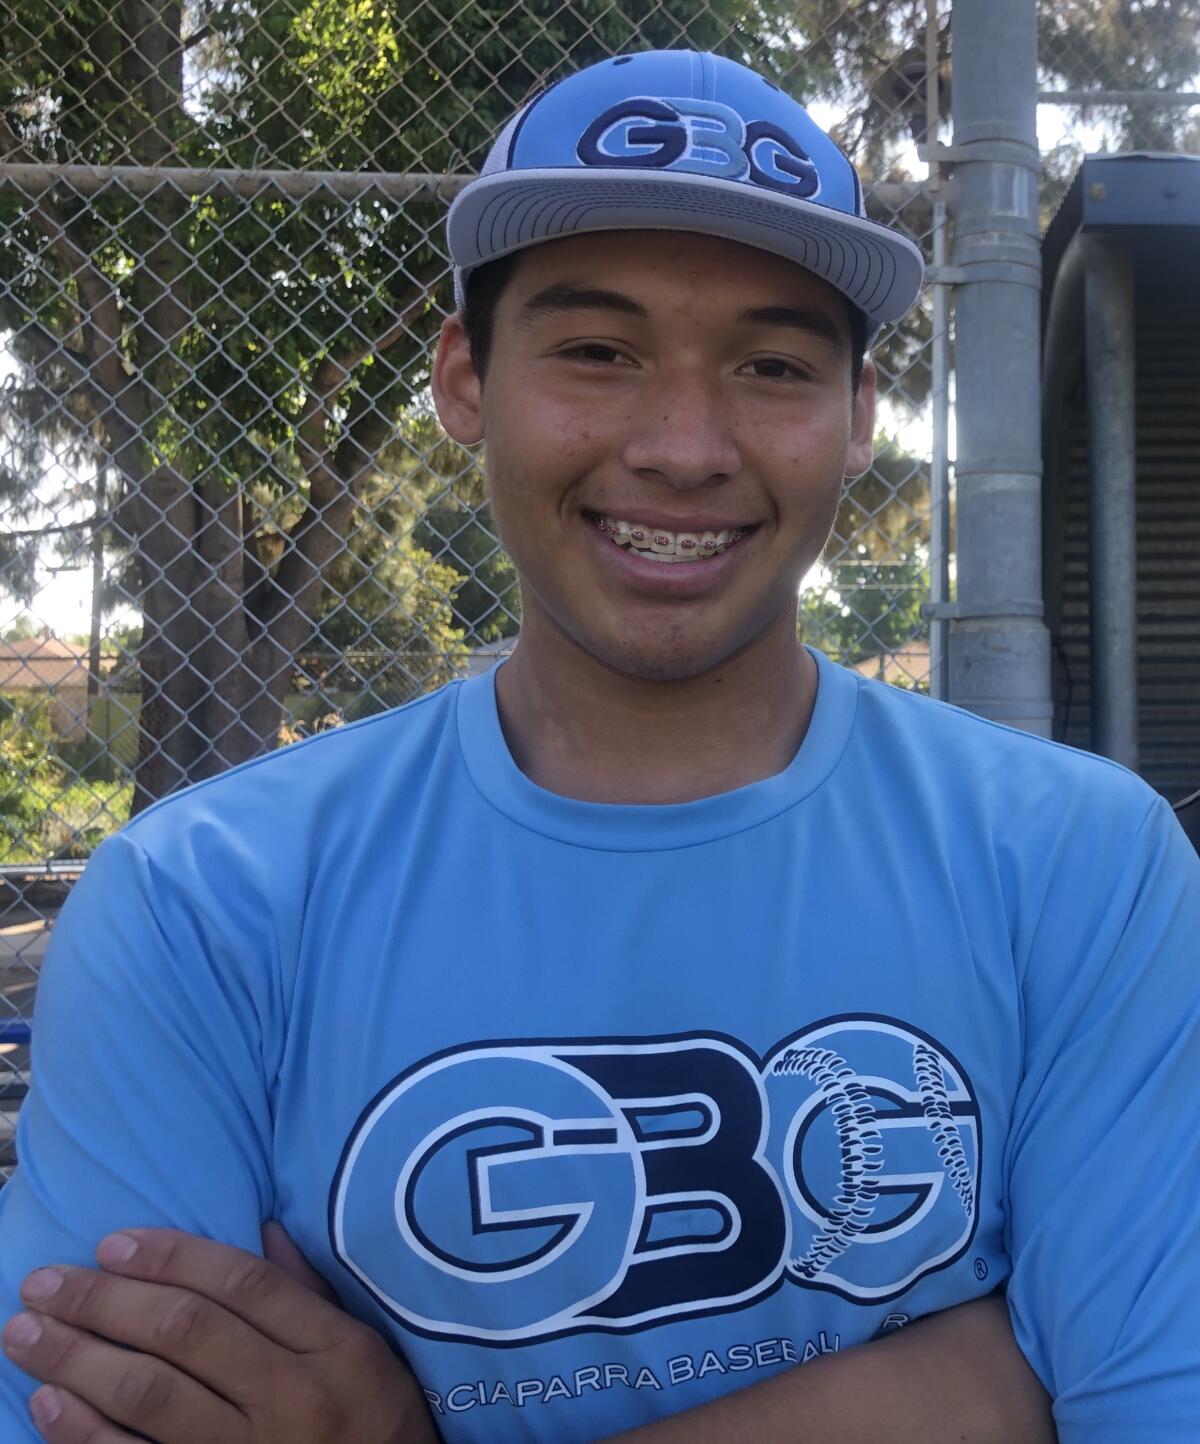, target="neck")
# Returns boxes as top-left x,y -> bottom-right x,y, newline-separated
492,614 -> 817,805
